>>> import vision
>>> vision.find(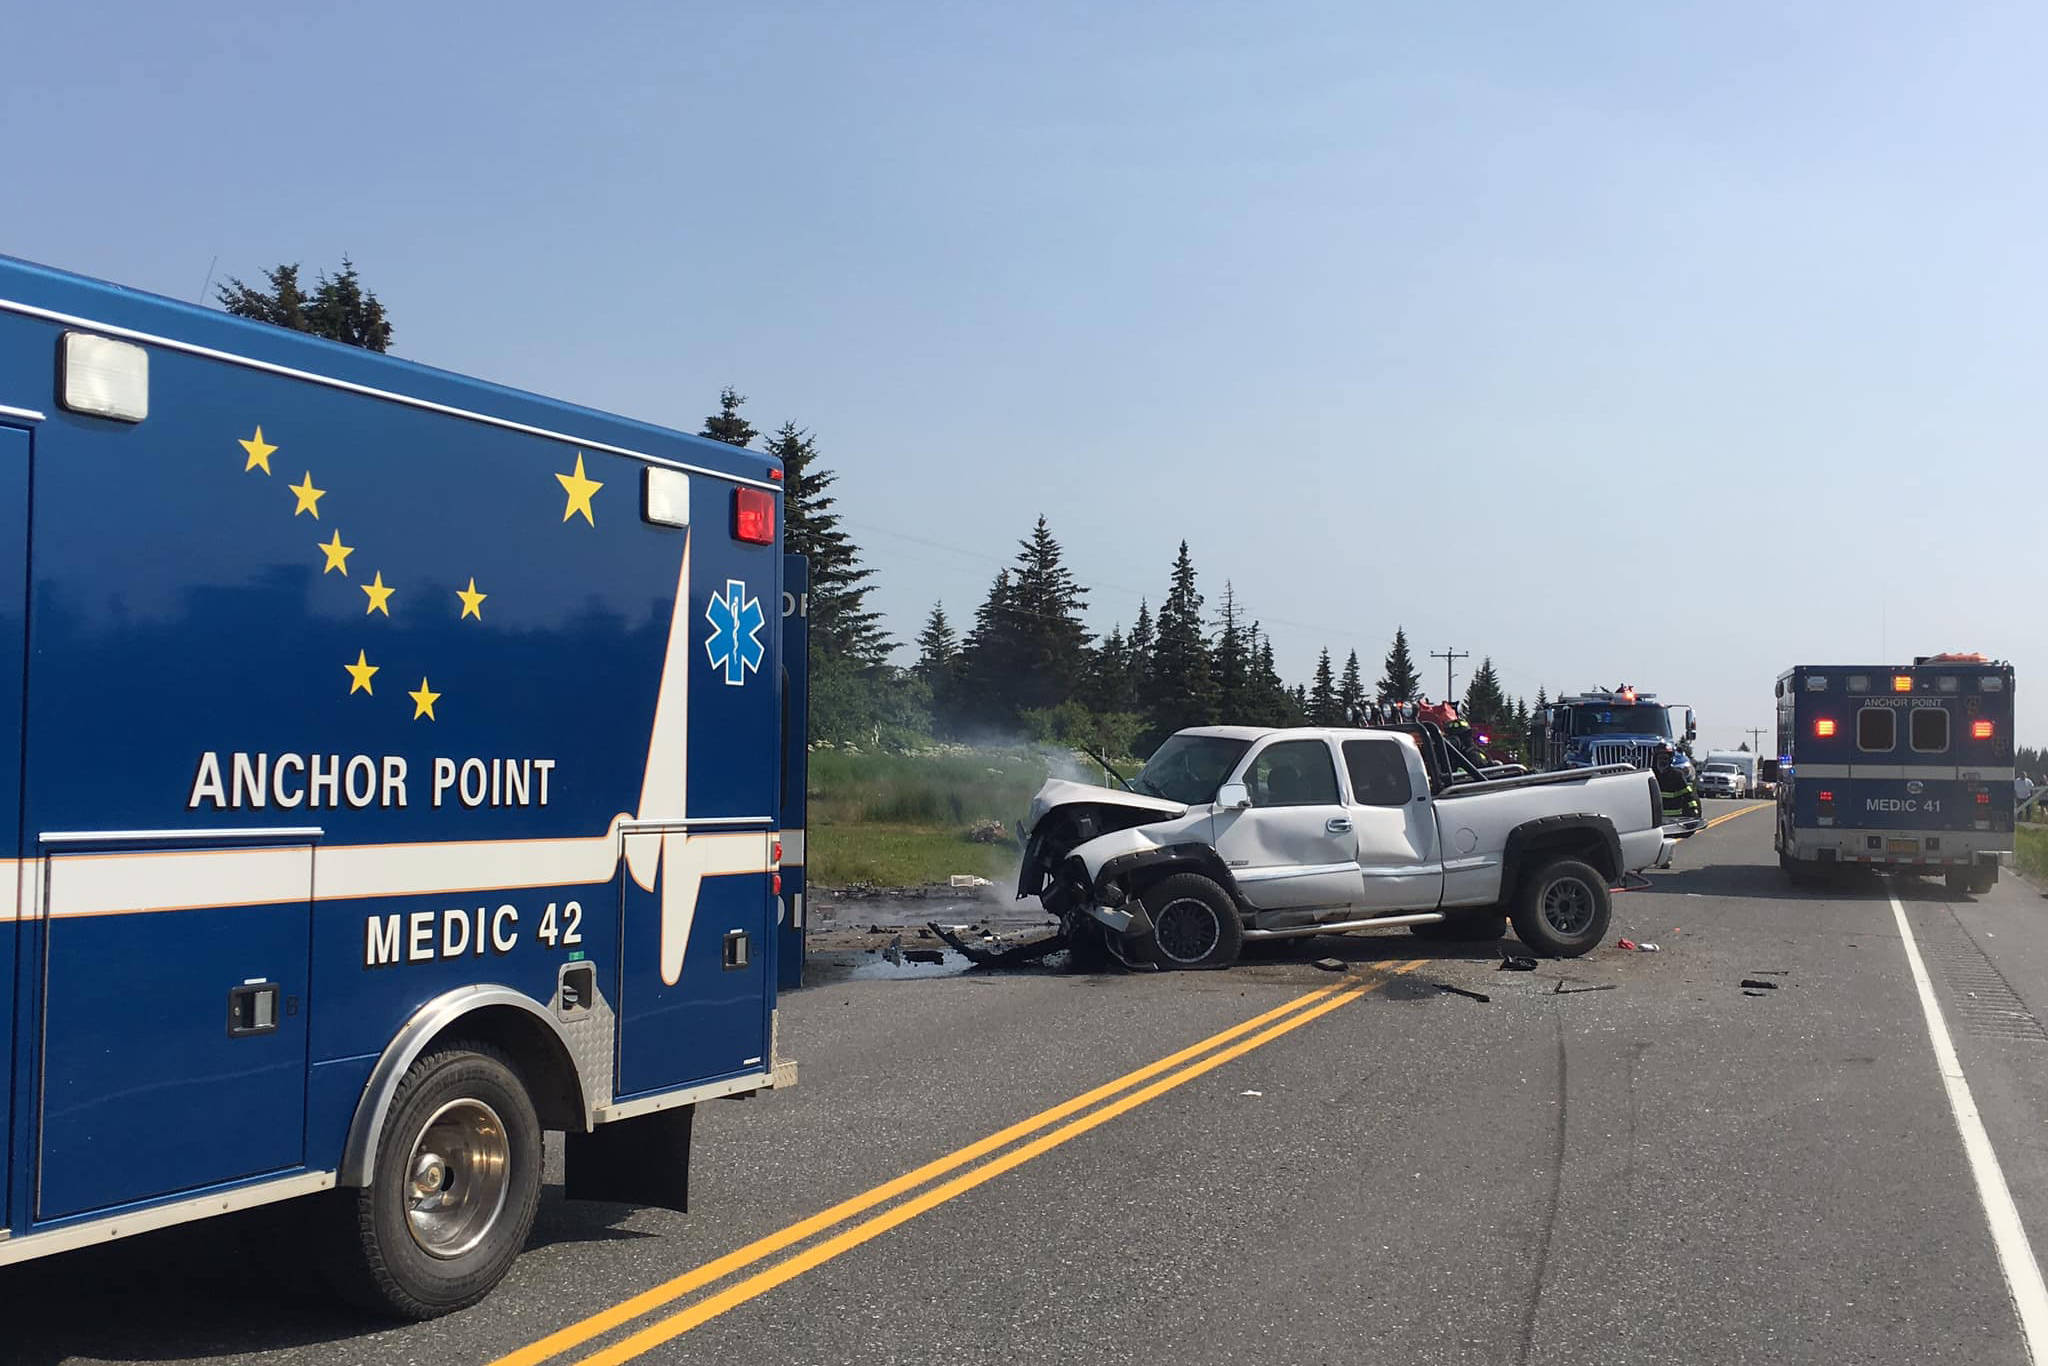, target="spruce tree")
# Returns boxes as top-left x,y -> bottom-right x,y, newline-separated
1146,543 -> 1215,743
700,387 -> 757,448
1251,627 -> 1289,725
1462,656 -> 1510,738
1004,515 -> 1092,717
1338,649 -> 1367,723
1309,649 -> 1339,725
958,570 -> 1019,730
1127,600 -> 1154,686
1377,626 -> 1421,702
916,603 -> 960,734
218,258 -> 391,352
763,422 -> 886,667
1211,582 -> 1252,721
1089,625 -> 1134,716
